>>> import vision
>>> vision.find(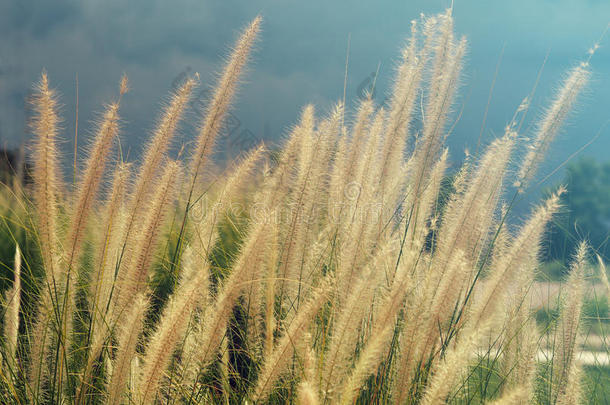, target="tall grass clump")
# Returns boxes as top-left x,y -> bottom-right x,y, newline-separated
0,9 -> 606,405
